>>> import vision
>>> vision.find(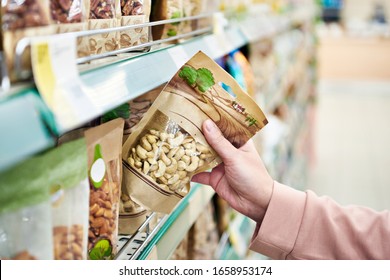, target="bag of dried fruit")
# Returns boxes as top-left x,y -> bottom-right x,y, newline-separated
122,51 -> 267,214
